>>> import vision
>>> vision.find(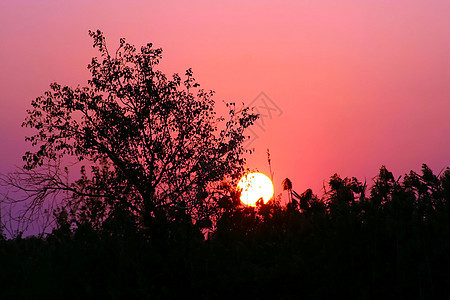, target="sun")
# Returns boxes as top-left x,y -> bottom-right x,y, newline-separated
237,172 -> 274,206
